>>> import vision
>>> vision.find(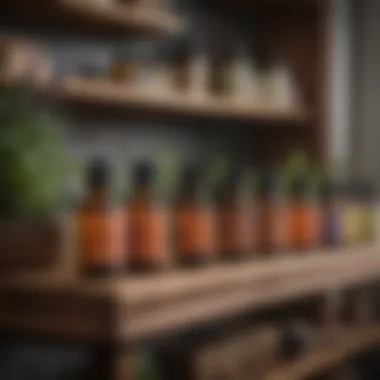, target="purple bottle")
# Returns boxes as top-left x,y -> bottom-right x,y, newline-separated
321,180 -> 341,247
